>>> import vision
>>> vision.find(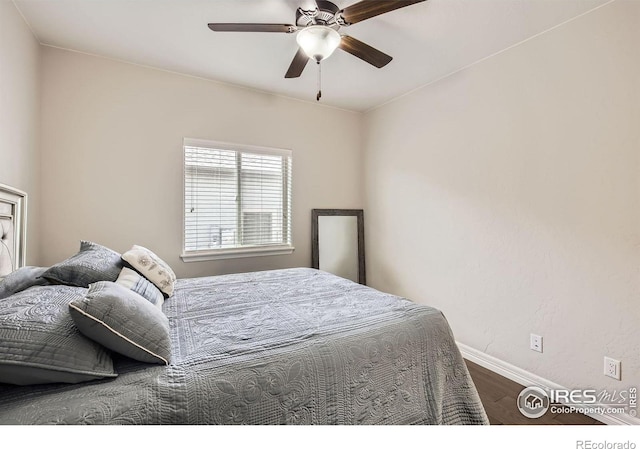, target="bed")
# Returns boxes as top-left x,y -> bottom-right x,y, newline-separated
0,248 -> 487,425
